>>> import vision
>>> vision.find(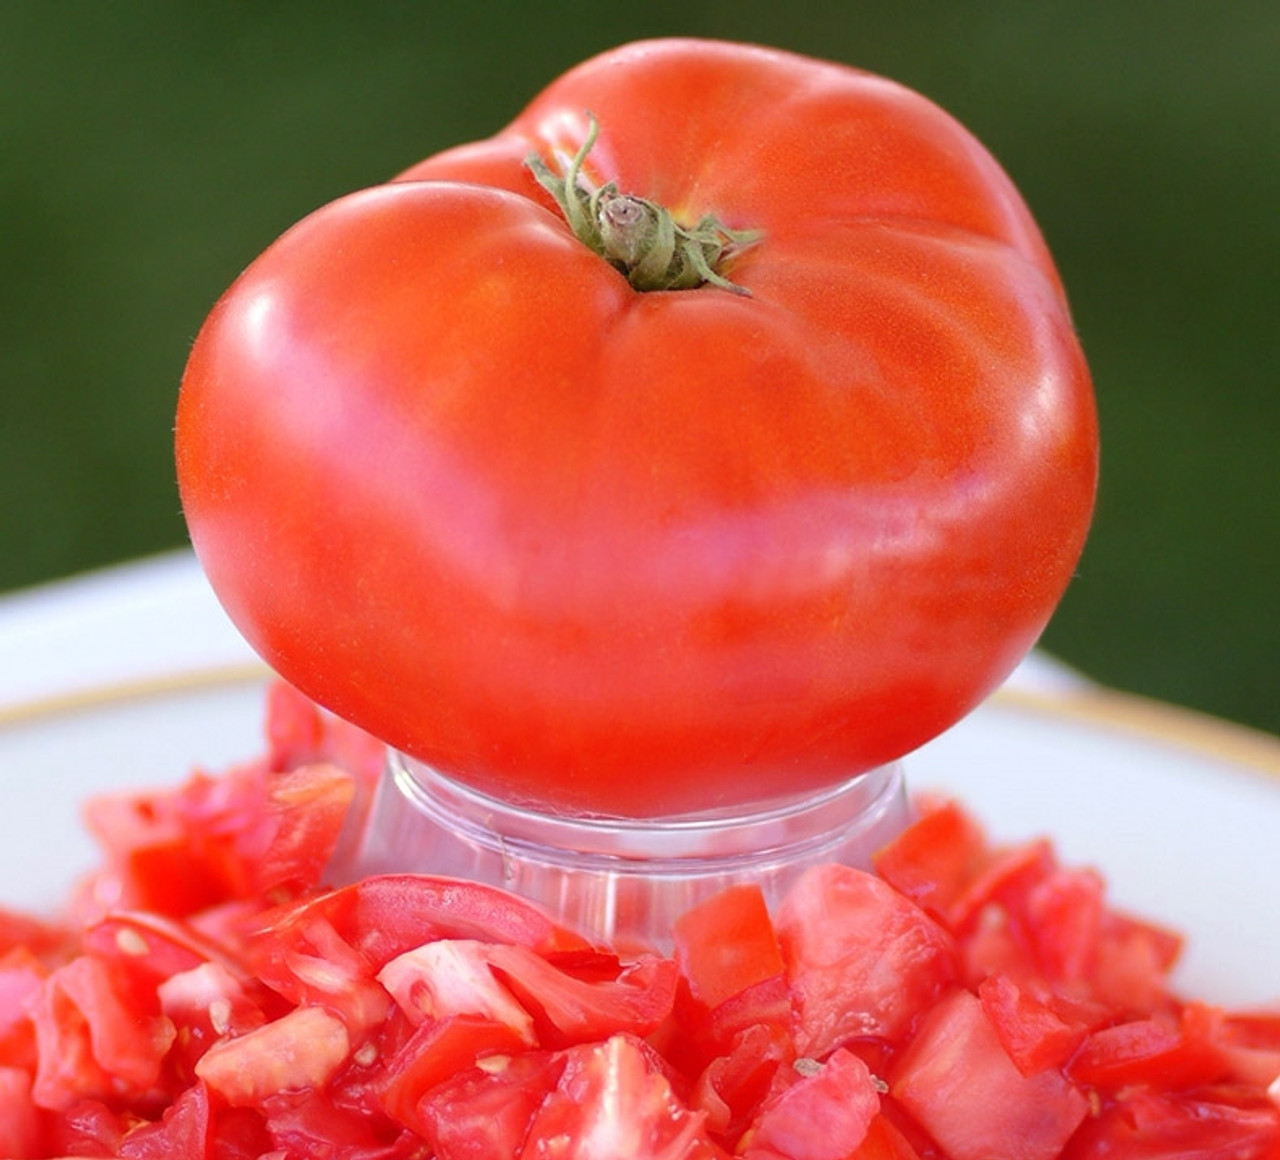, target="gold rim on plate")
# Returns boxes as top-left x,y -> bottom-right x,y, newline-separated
2,665 -> 1278,781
